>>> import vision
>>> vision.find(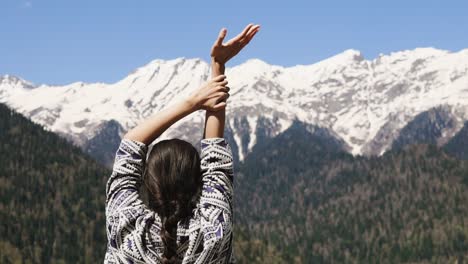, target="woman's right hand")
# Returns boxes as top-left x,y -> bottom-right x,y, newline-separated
211,24 -> 260,65
189,75 -> 230,112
